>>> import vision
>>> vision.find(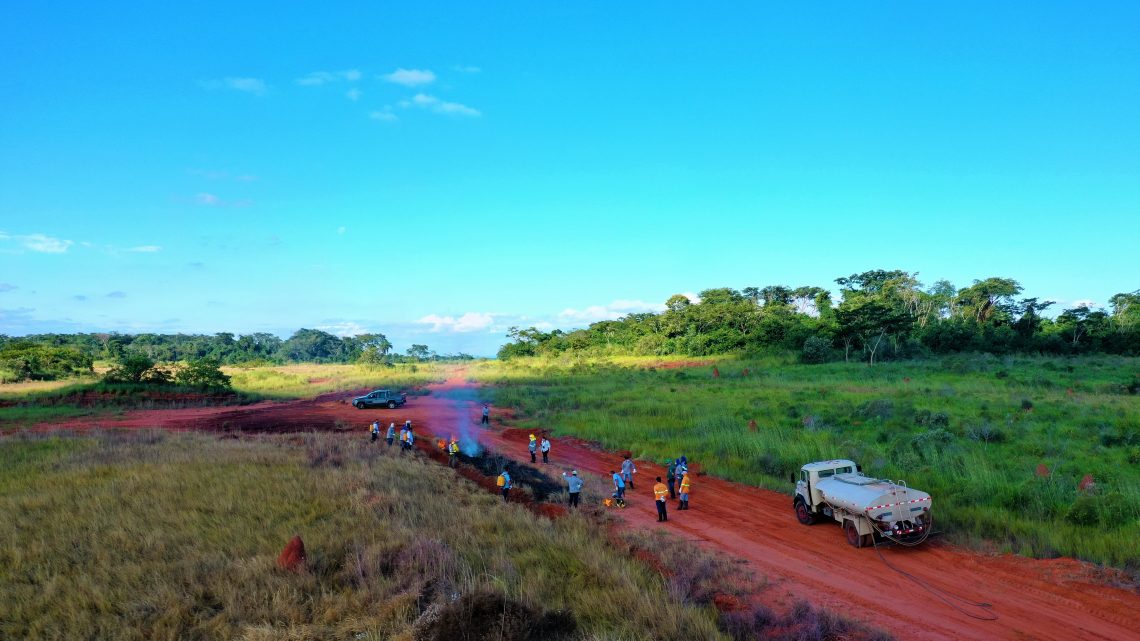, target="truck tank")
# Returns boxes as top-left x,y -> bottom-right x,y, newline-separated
817,473 -> 932,535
